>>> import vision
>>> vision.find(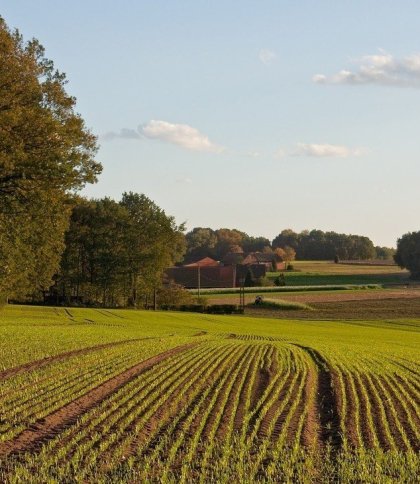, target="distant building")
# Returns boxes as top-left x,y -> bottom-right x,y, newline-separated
165,257 -> 271,289
183,257 -> 219,267
242,252 -> 285,271
165,265 -> 236,288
